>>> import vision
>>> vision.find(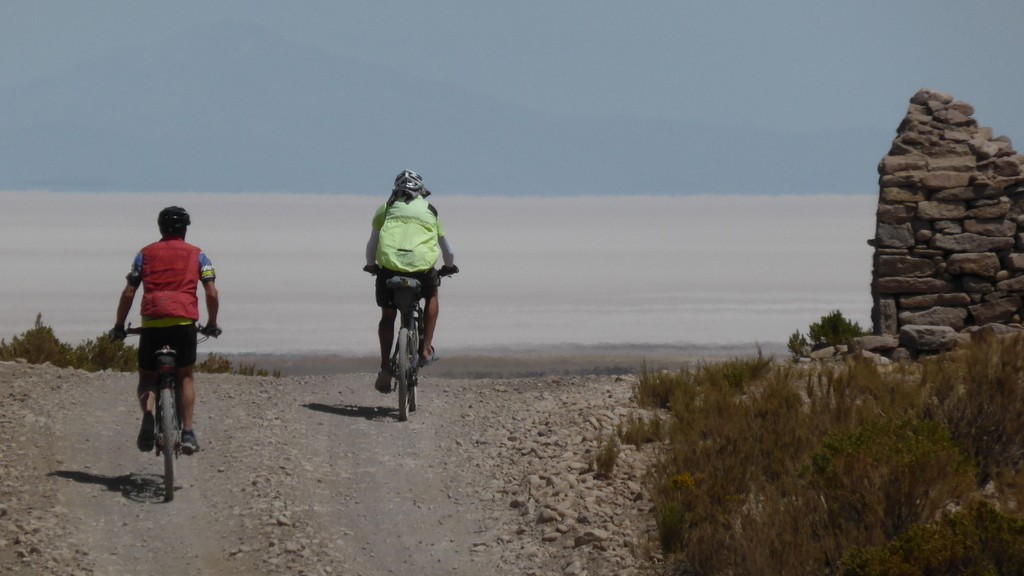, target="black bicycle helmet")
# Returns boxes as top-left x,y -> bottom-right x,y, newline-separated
158,206 -> 191,236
